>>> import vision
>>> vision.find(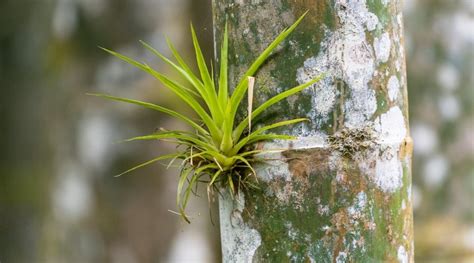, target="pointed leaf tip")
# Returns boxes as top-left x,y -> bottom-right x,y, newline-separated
247,76 -> 255,132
